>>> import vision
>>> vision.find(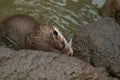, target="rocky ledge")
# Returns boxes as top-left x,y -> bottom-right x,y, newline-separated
73,17 -> 120,78
0,48 -> 118,80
